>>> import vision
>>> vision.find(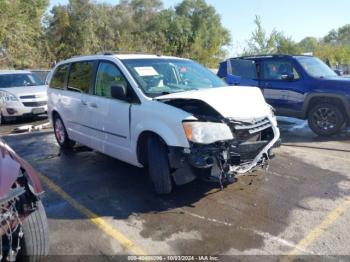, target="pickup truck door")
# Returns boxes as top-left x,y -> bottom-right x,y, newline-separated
259,59 -> 302,113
